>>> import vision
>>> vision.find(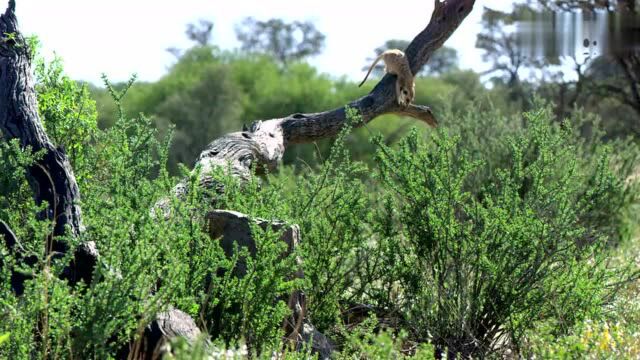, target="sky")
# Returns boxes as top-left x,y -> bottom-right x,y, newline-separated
2,0 -> 509,85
